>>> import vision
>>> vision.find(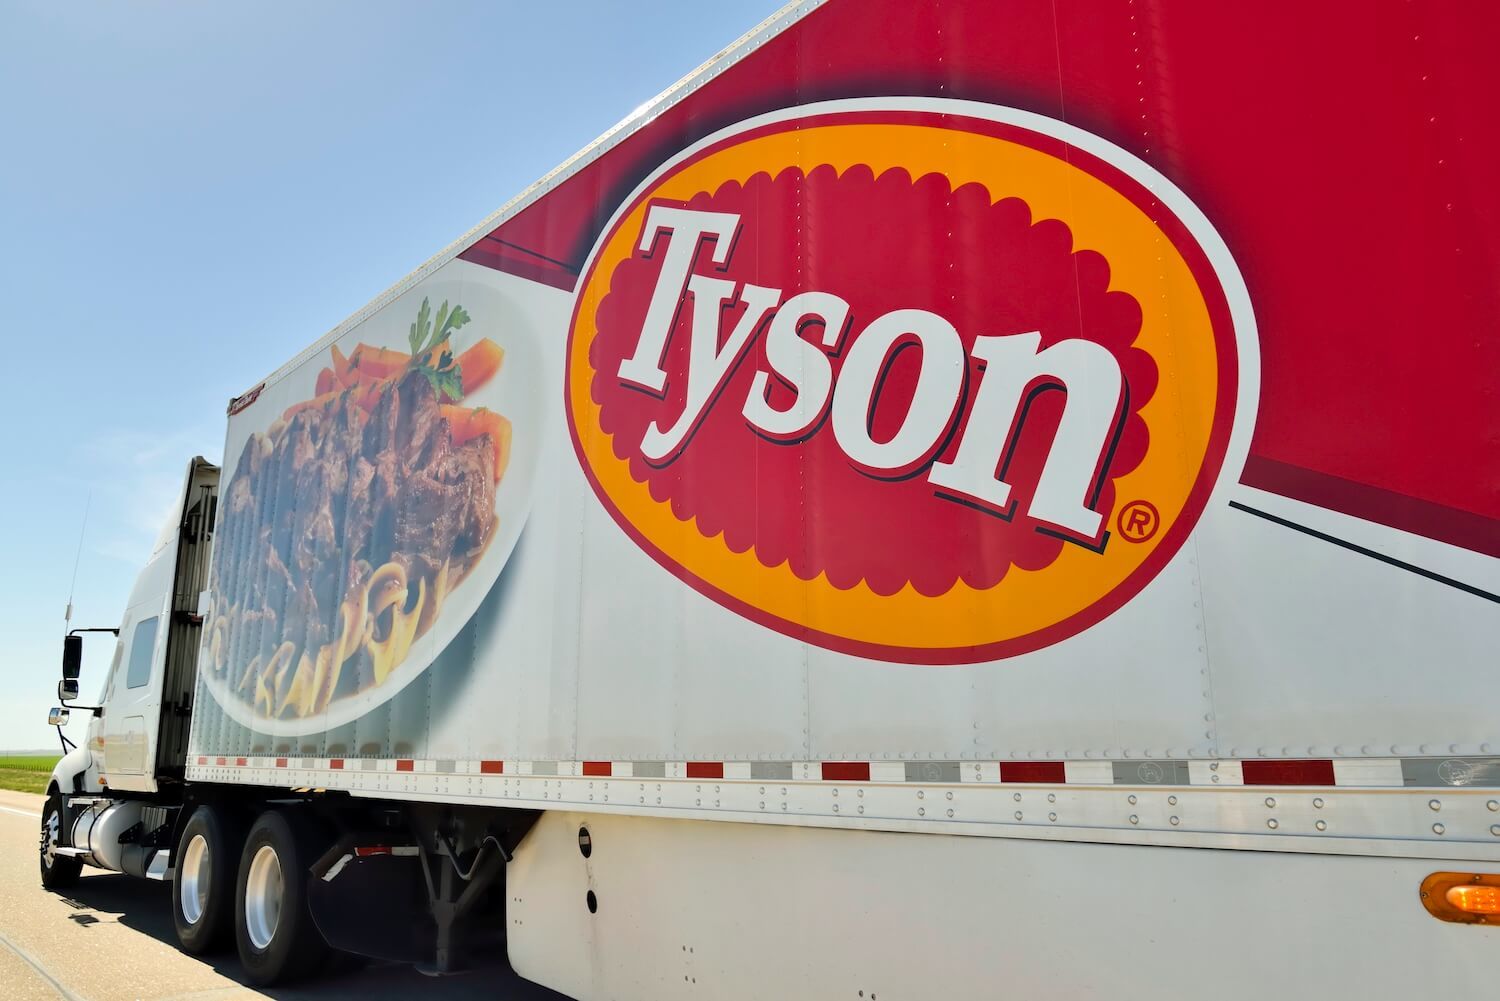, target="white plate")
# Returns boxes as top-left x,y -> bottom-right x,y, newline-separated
202,266 -> 543,737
